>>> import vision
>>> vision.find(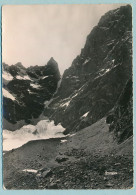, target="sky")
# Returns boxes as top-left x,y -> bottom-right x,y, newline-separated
2,4 -> 126,74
